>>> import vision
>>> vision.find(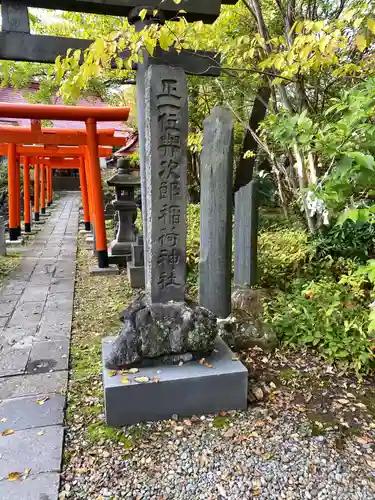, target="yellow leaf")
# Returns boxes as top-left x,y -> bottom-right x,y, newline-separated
8,472 -> 21,482
139,8 -> 148,20
108,370 -> 117,377
1,418 -> 7,423
232,356 -> 239,361
134,377 -> 149,383
36,396 -> 49,405
121,376 -> 130,385
355,34 -> 367,51
24,468 -> 31,479
368,19 -> 375,34
37,430 -> 45,436
174,0 -> 182,3
1,429 -> 14,436
128,368 -> 139,374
